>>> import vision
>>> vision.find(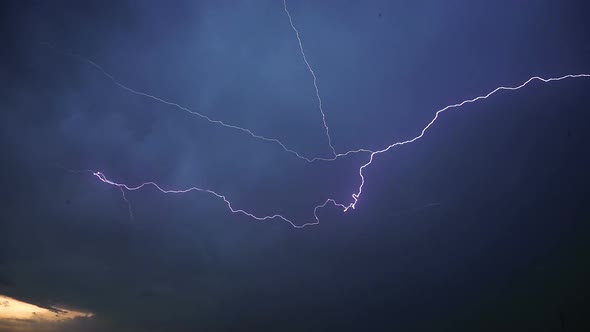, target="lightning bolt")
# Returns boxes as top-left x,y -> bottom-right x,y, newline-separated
88,74 -> 590,228
50,1 -> 590,228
